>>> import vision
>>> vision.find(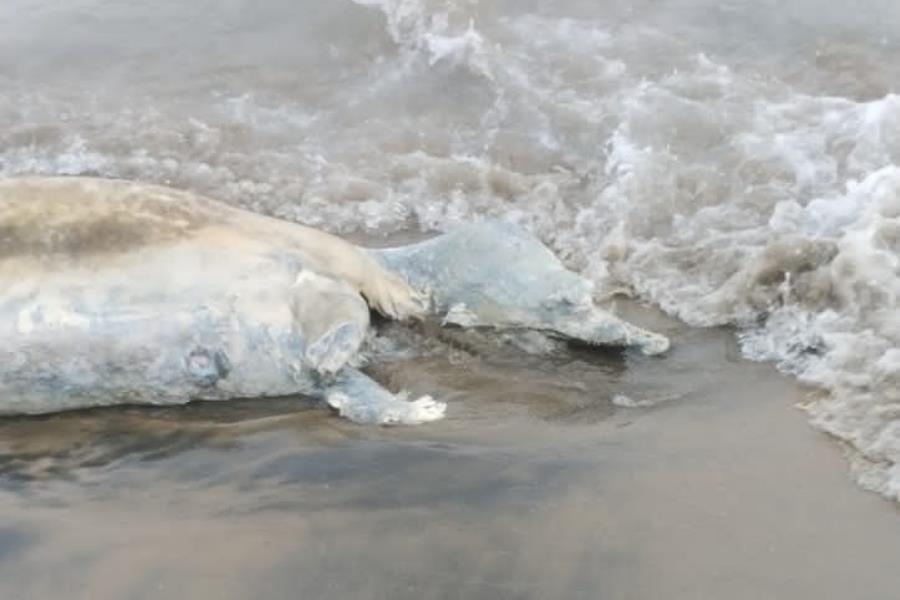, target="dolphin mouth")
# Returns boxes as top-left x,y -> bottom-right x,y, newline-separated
622,331 -> 670,356
453,320 -> 670,357
550,315 -> 671,356
438,307 -> 672,356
